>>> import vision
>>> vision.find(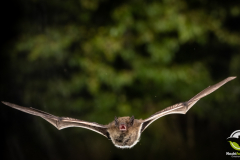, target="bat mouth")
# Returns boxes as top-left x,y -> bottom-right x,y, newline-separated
119,124 -> 127,131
